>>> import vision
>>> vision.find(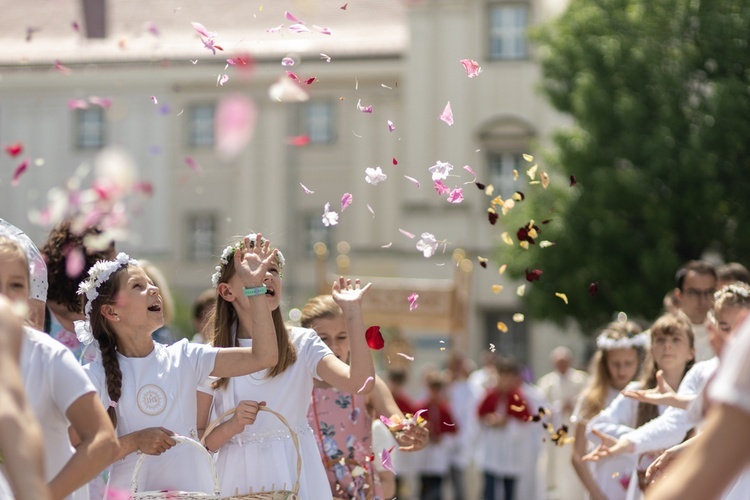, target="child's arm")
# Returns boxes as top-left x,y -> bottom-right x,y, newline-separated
316,277 -> 375,394
571,421 -> 607,500
197,391 -> 264,452
211,235 -> 279,377
368,375 -> 428,451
